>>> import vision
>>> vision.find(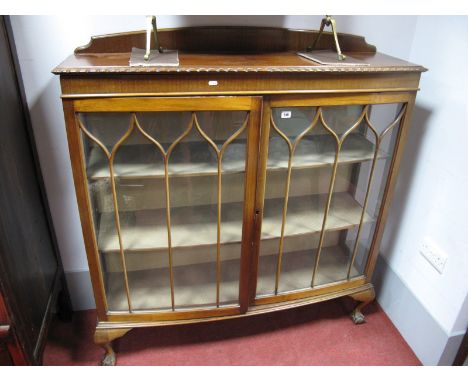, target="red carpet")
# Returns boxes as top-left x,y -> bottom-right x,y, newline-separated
43,299 -> 420,365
